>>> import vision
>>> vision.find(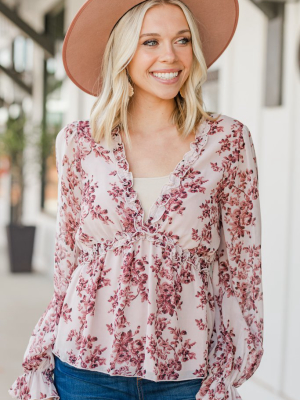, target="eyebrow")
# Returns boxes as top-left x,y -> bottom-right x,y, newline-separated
139,29 -> 191,38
